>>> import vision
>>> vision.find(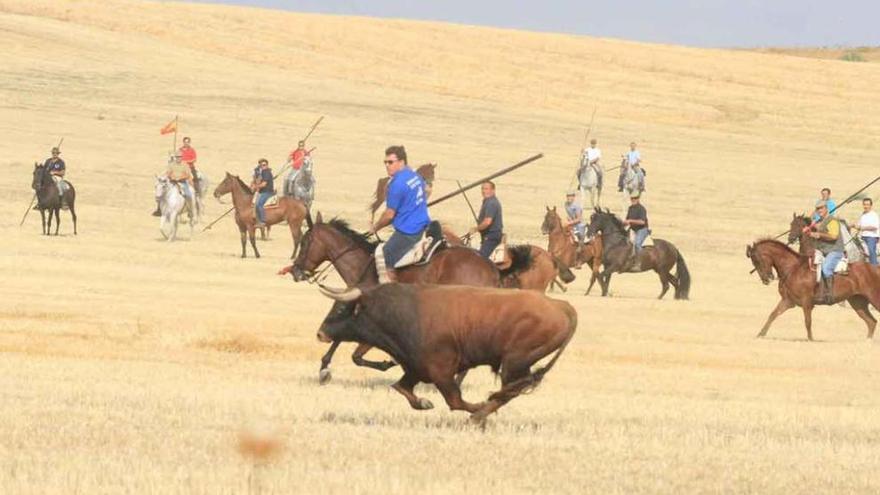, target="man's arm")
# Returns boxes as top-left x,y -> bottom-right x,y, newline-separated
470,217 -> 493,234
371,208 -> 396,234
